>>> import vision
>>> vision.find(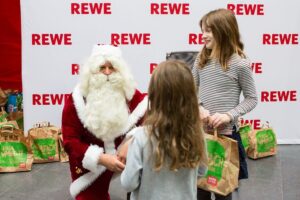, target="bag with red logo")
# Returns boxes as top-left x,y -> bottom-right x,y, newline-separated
247,122 -> 277,159
28,122 -> 60,163
197,130 -> 239,196
0,125 -> 33,172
